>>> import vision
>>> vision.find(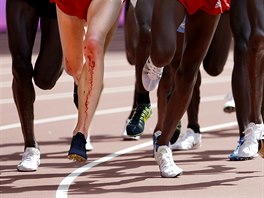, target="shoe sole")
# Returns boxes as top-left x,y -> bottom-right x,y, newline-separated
68,154 -> 87,162
171,143 -> 201,151
17,168 -> 37,172
123,135 -> 140,141
229,156 -> 253,161
223,106 -> 235,113
229,154 -> 258,161
161,171 -> 183,178
126,131 -> 144,137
